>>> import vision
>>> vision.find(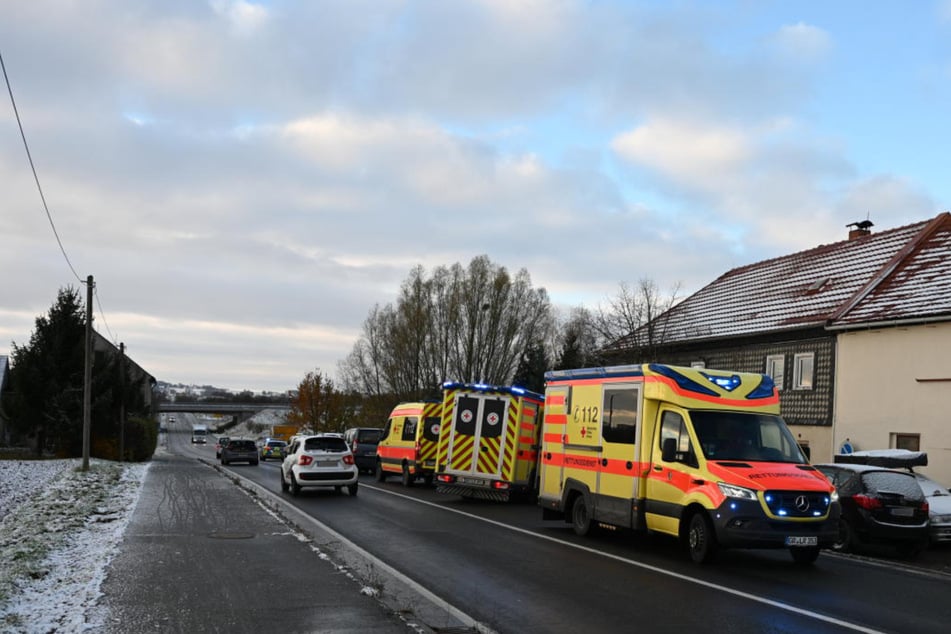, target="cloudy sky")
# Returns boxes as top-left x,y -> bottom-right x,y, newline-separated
2,0 -> 948,393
